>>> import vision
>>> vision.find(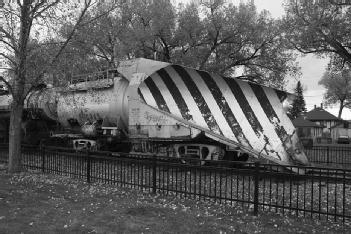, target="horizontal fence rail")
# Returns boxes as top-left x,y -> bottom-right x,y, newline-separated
0,144 -> 351,223
305,146 -> 351,168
